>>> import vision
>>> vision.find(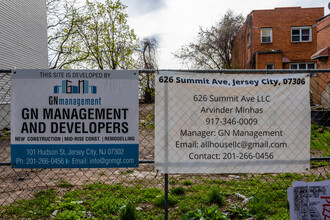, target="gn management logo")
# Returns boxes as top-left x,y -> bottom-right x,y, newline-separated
50,80 -> 101,106
54,80 -> 97,94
